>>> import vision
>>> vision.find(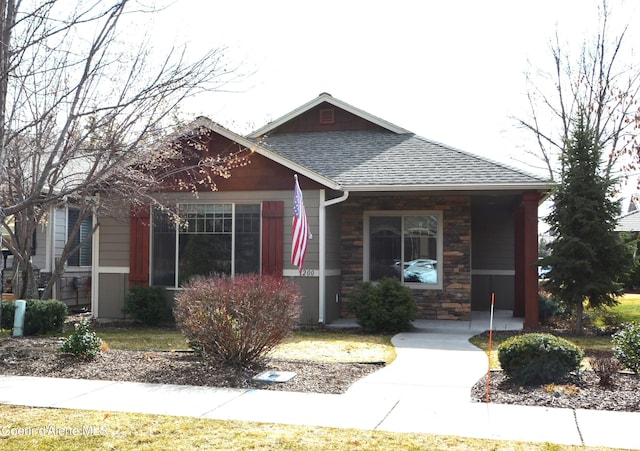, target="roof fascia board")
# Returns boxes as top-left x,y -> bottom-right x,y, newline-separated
343,183 -> 555,192
247,94 -> 411,138
176,117 -> 343,191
